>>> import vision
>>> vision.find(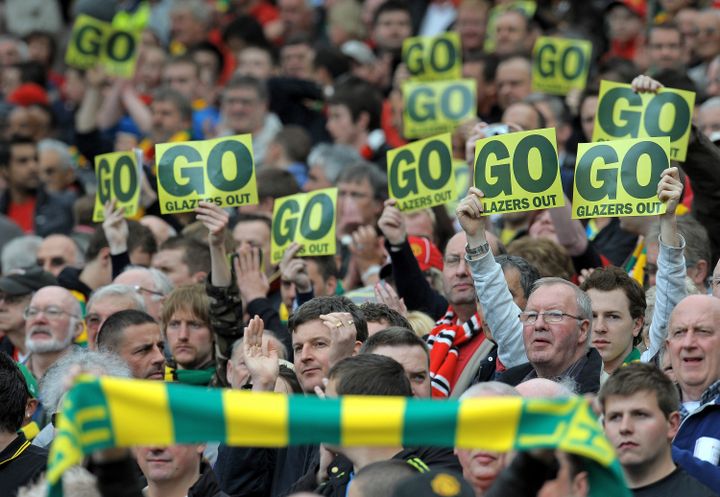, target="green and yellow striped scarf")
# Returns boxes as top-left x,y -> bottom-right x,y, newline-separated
47,376 -> 630,497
